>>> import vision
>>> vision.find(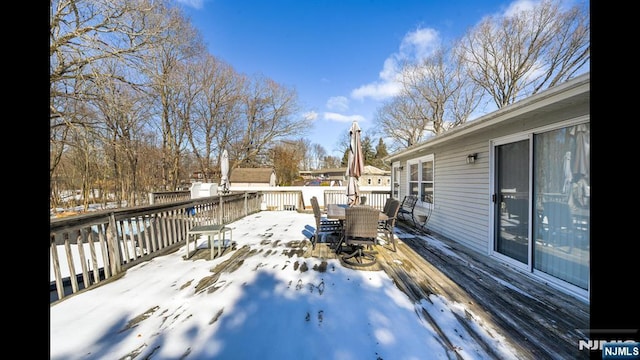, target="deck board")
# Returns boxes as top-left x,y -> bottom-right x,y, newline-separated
300,223 -> 588,359
386,223 -> 588,359
188,219 -> 589,359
